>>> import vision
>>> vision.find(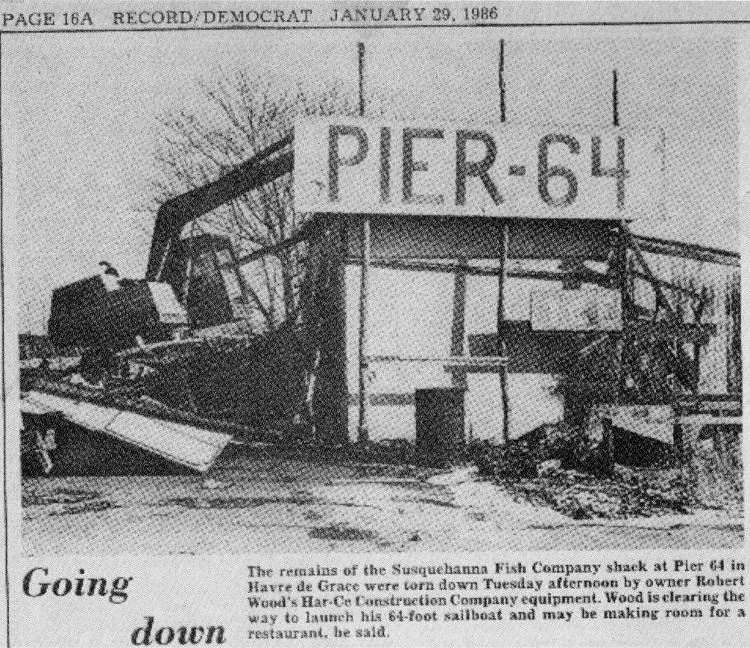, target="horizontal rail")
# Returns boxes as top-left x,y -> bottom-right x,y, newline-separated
368,355 -> 507,365
677,415 -> 742,426
635,234 -> 740,268
346,257 -> 610,285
